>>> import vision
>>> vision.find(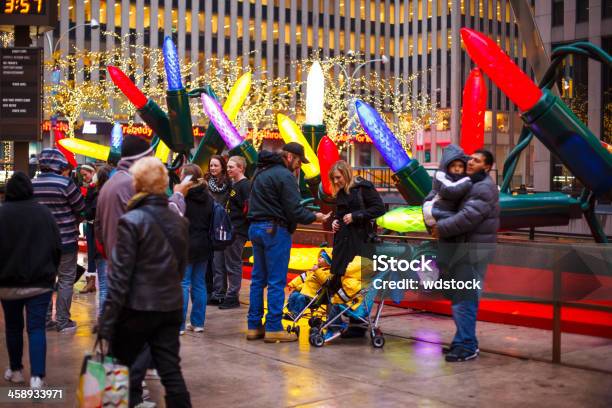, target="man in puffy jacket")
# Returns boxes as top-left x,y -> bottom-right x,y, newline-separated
246,142 -> 330,343
432,149 -> 500,362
